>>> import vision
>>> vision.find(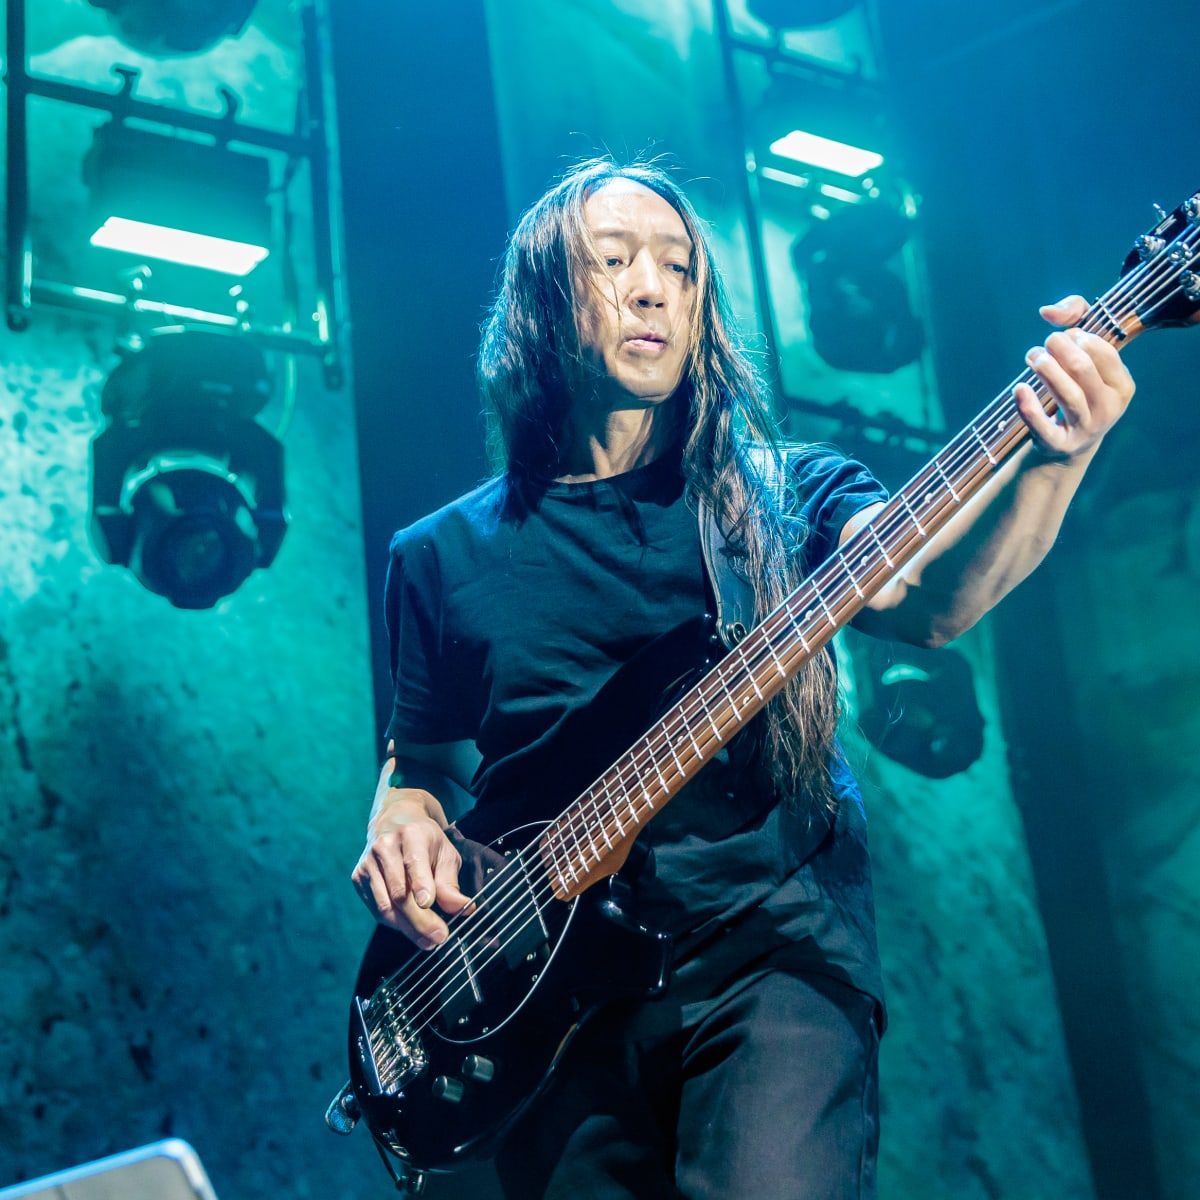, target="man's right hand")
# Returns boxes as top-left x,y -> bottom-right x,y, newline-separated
351,754 -> 472,949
